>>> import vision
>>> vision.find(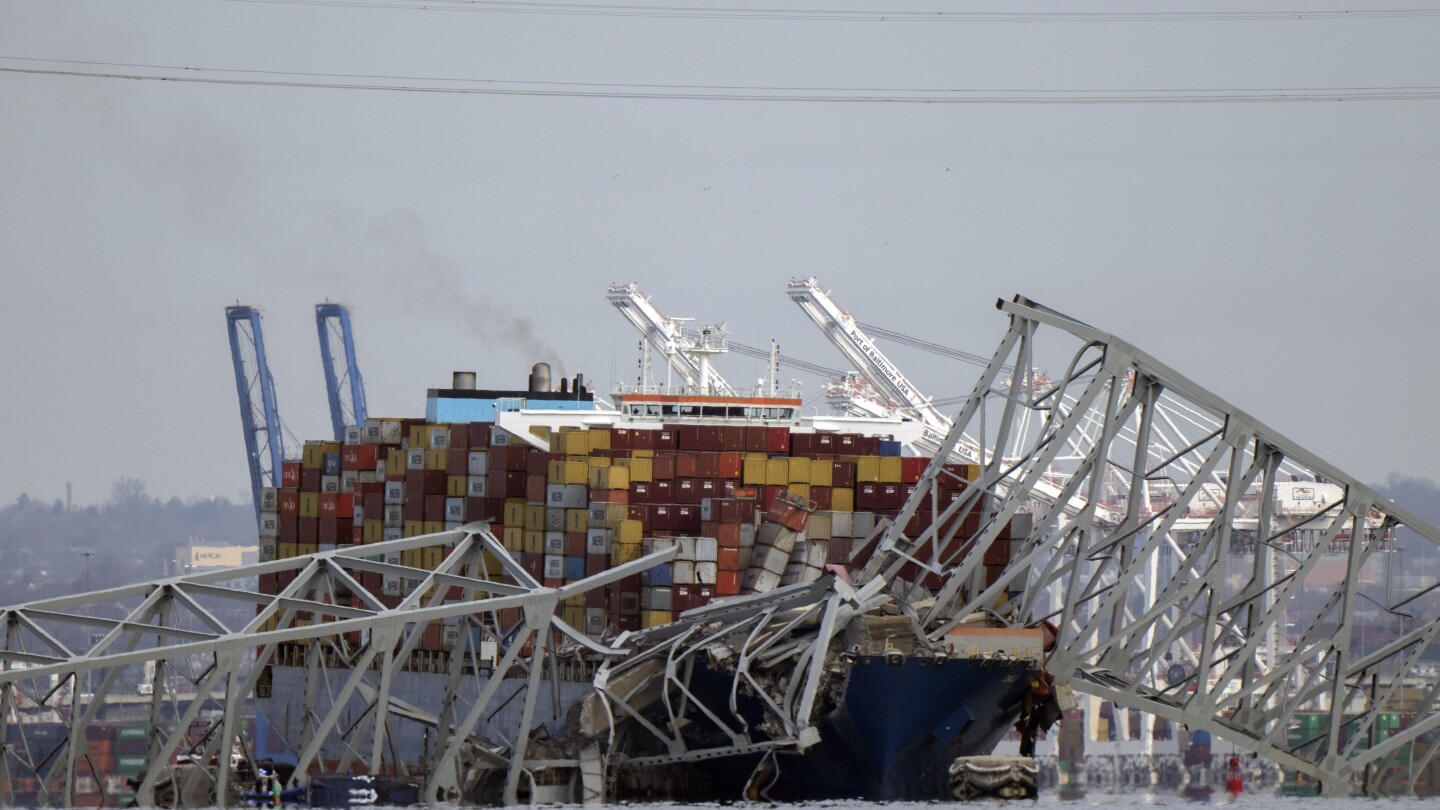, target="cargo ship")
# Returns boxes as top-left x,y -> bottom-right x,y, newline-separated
251,361 -> 1058,803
